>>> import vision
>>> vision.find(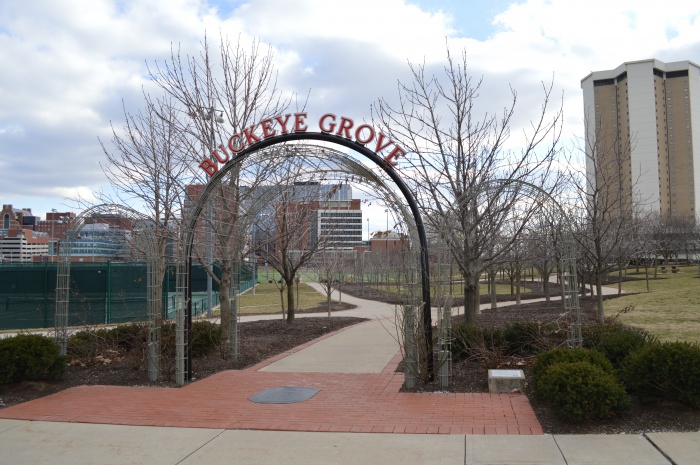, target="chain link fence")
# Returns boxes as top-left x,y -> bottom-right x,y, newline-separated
0,261 -> 254,330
